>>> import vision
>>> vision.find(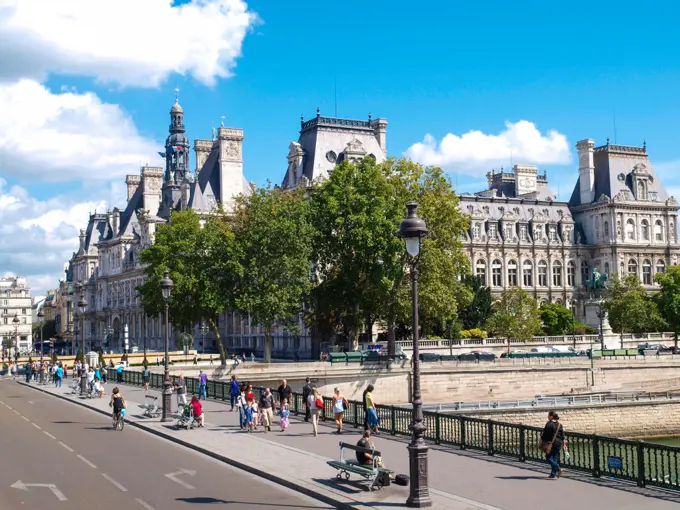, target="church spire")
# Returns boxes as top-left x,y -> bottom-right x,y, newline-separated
165,87 -> 190,184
